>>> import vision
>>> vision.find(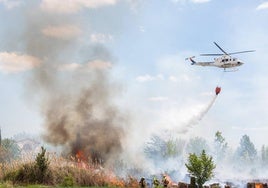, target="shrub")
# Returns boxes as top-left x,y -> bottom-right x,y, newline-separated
185,150 -> 216,188
34,147 -> 50,184
3,147 -> 52,185
61,175 -> 74,187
